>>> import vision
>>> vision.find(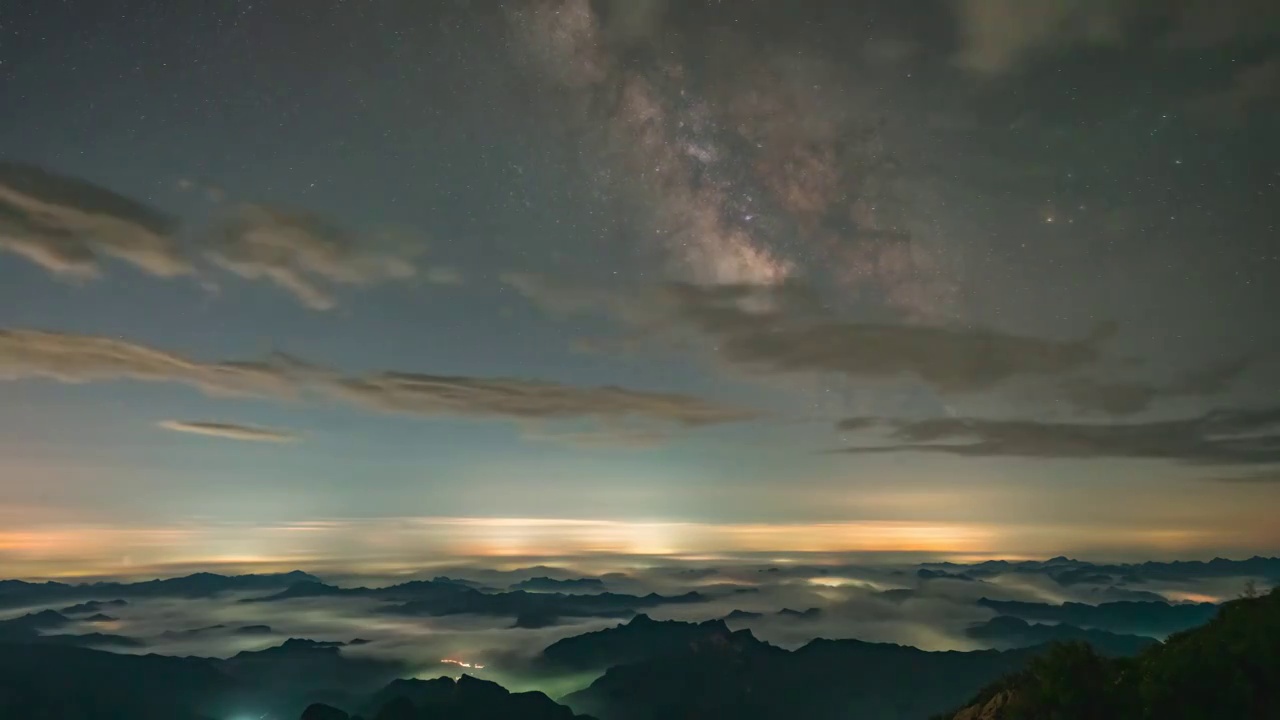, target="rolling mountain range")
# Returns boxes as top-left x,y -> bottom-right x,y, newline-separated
0,570 -> 322,608
245,579 -> 708,623
0,563 -> 1272,719
975,597 -> 1220,637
